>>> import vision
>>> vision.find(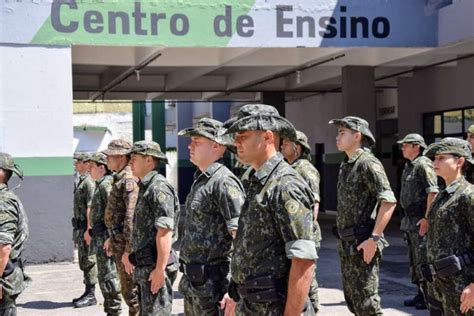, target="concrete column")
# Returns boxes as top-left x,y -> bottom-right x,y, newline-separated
341,66 -> 376,130
262,92 -> 286,117
176,102 -> 194,203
